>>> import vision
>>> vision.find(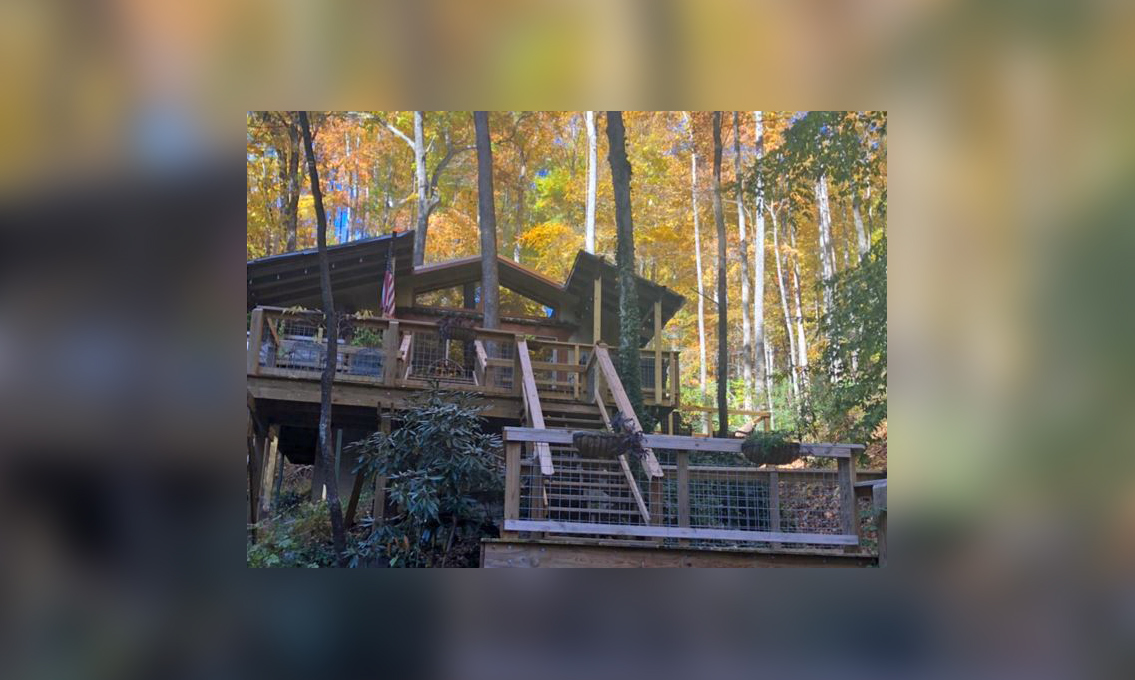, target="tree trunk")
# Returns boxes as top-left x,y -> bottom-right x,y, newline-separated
584,111 -> 597,254
474,112 -> 500,329
685,113 -> 708,408
514,150 -> 526,263
853,192 -> 869,262
298,111 -> 347,565
413,111 -> 429,266
788,202 -> 809,378
769,201 -> 798,401
282,120 -> 301,251
751,111 -> 767,409
763,334 -> 774,425
605,112 -> 647,427
733,113 -> 753,409
815,173 -> 835,313
711,112 -> 729,437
